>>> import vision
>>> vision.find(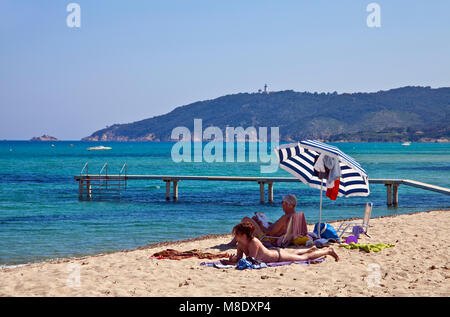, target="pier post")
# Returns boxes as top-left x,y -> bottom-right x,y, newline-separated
268,182 -> 274,203
78,180 -> 84,200
385,184 -> 392,206
173,180 -> 179,201
165,180 -> 171,201
259,182 -> 265,203
393,184 -> 399,206
86,179 -> 92,200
